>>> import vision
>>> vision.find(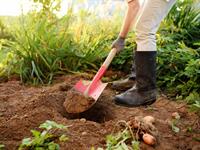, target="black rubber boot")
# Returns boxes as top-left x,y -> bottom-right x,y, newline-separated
111,75 -> 135,91
114,51 -> 157,107
111,54 -> 136,91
